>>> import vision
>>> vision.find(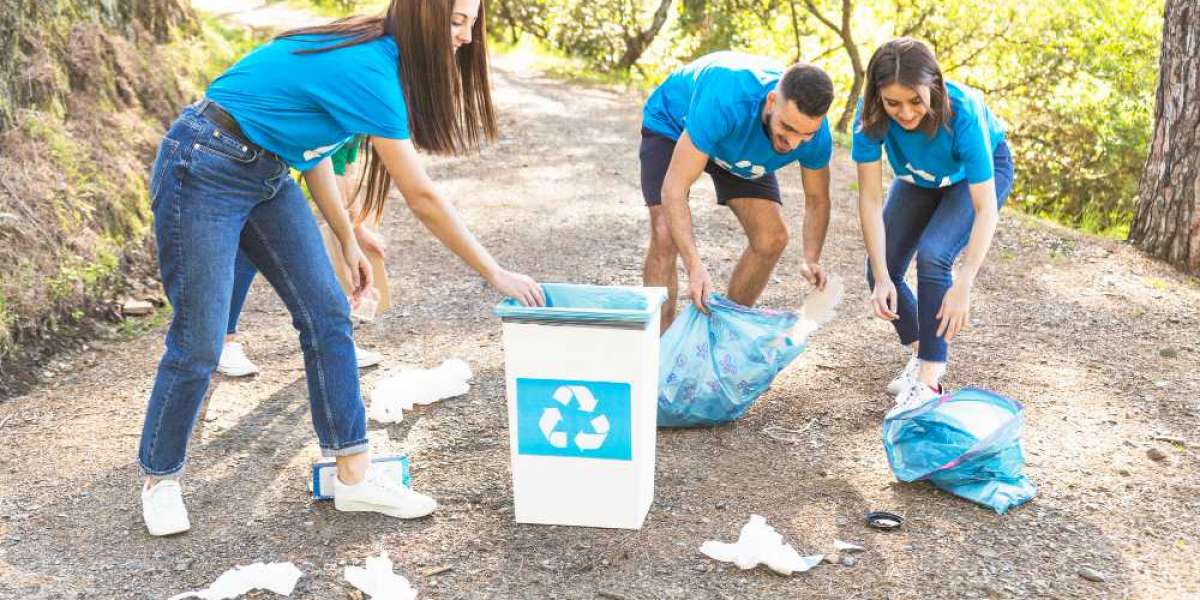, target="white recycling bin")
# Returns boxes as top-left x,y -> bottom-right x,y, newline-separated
494,283 -> 667,529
